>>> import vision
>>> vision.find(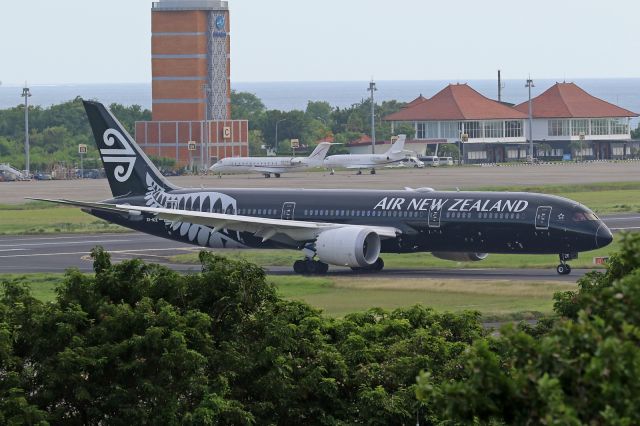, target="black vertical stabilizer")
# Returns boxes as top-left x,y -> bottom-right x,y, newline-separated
82,100 -> 178,198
